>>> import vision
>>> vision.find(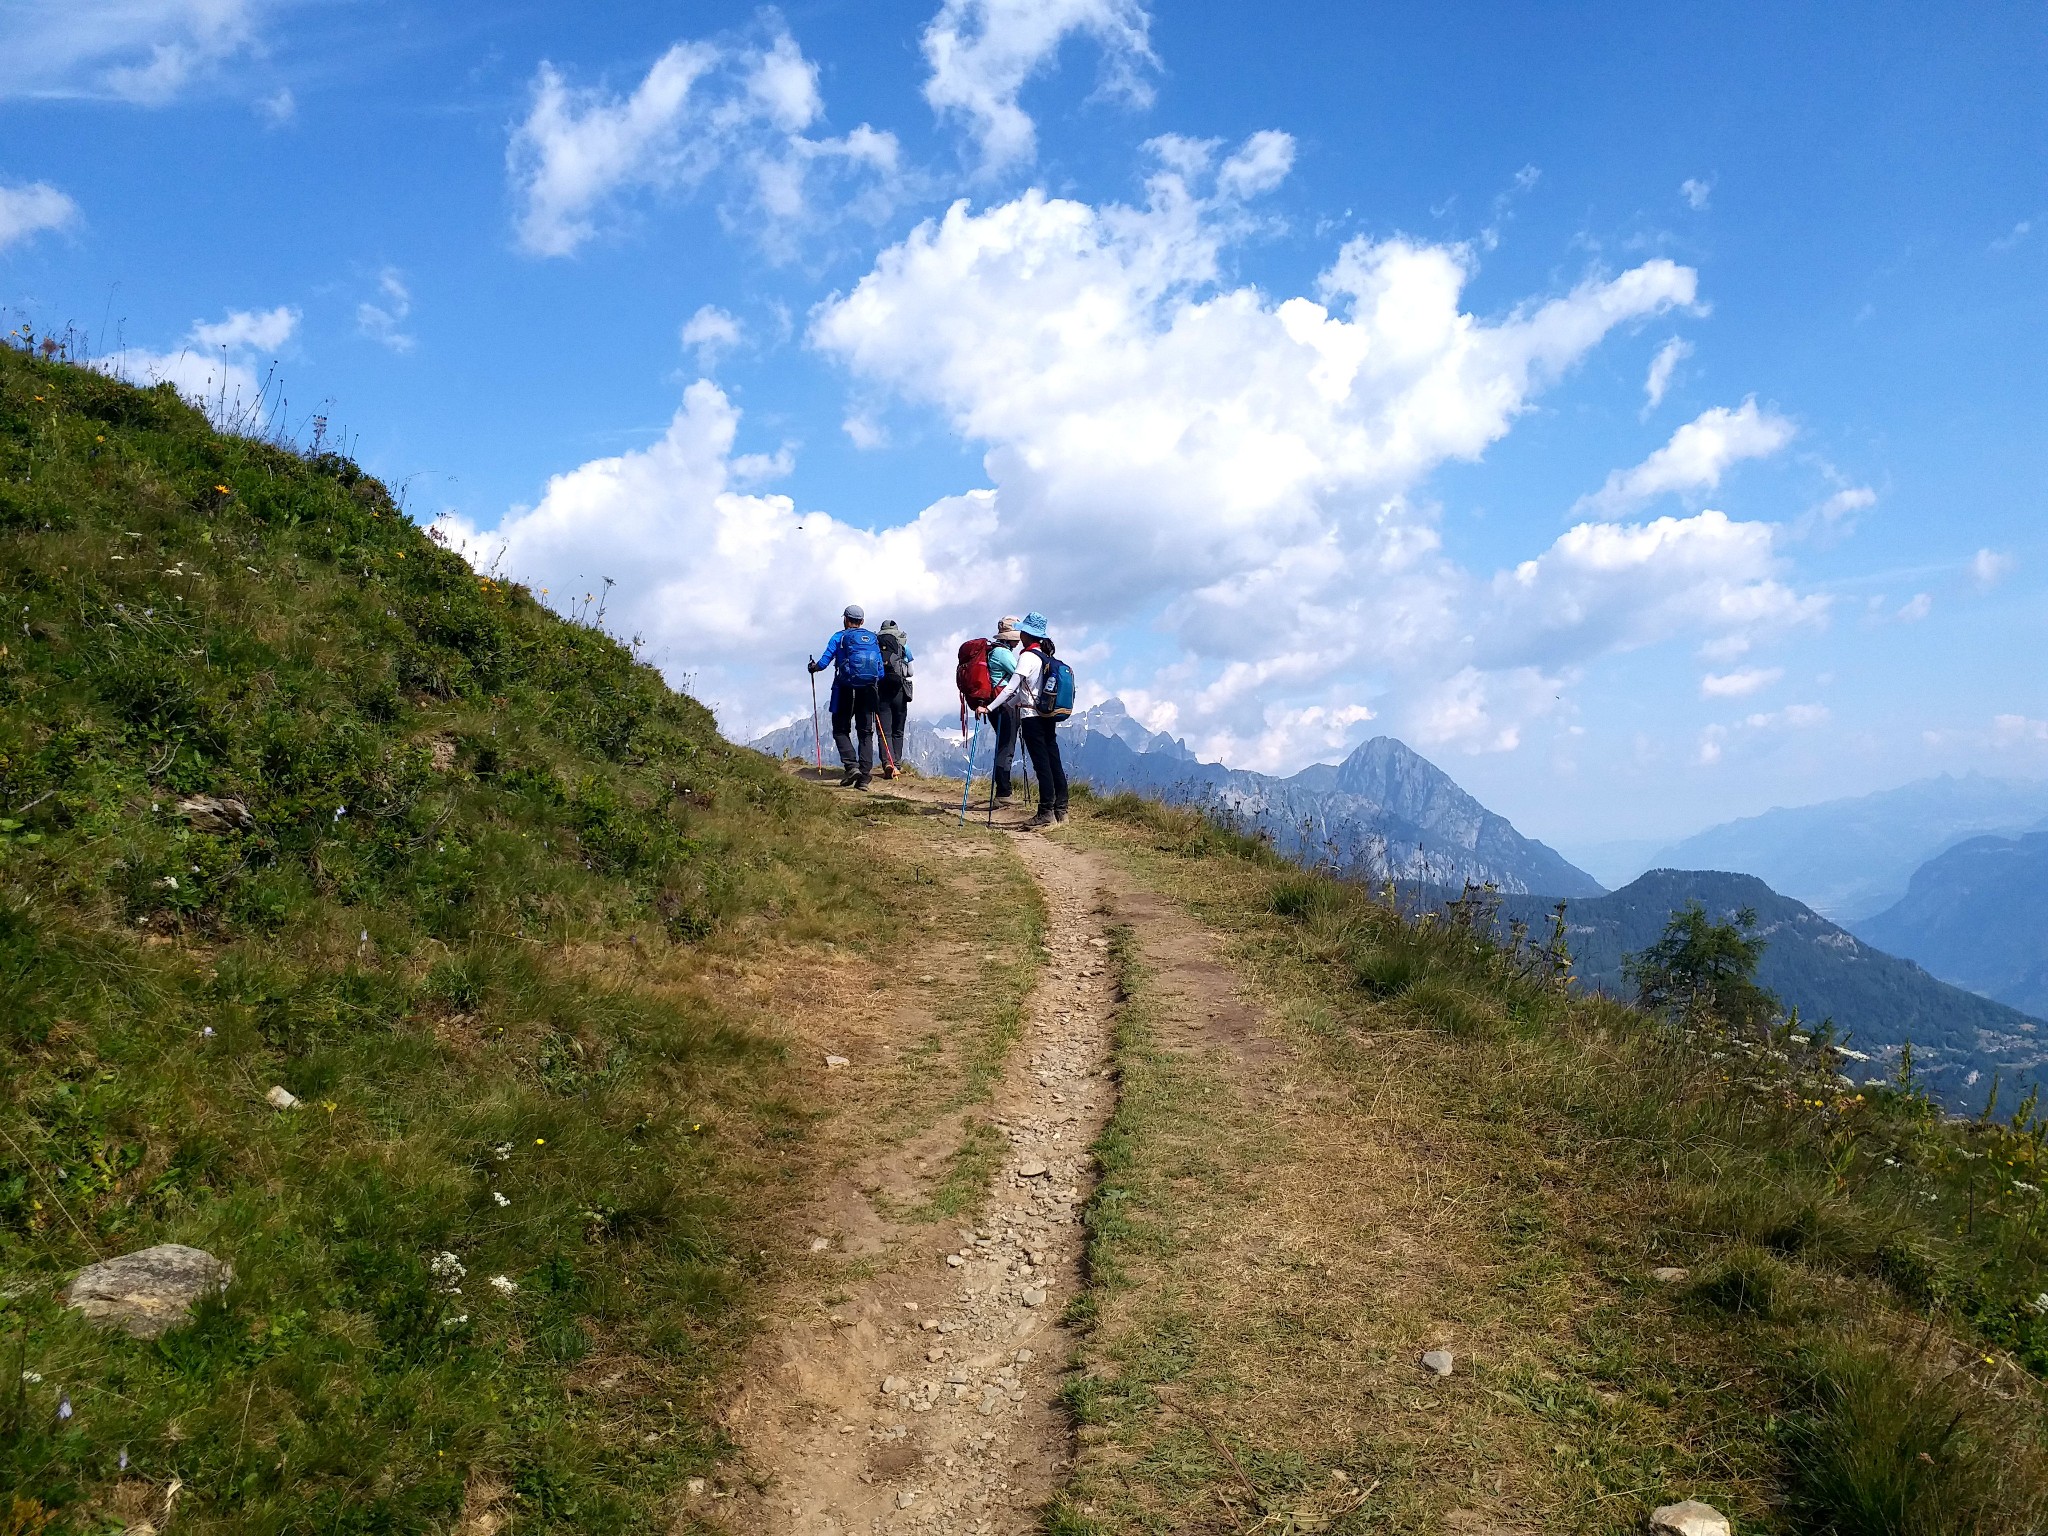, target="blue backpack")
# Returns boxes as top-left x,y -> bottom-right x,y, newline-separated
834,627 -> 885,686
1035,656 -> 1075,720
